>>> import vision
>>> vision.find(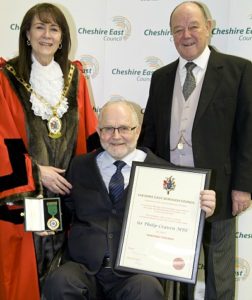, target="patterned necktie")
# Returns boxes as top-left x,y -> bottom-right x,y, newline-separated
109,160 -> 126,204
183,62 -> 196,100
